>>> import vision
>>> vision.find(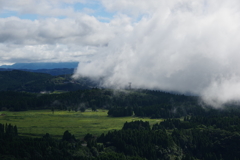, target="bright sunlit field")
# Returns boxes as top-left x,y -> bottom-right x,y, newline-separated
0,109 -> 162,139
